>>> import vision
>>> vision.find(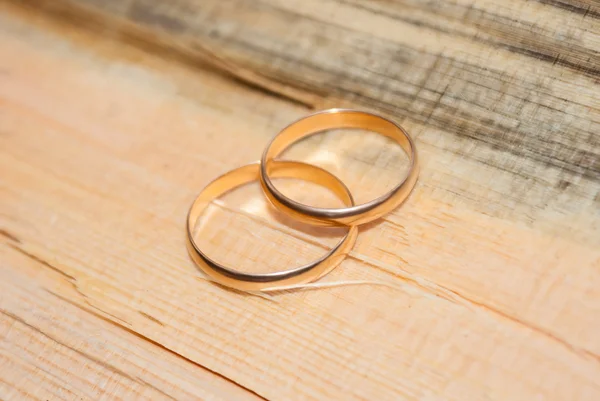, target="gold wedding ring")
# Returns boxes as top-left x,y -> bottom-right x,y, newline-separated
187,109 -> 418,292
260,109 -> 419,226
186,161 -> 358,292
